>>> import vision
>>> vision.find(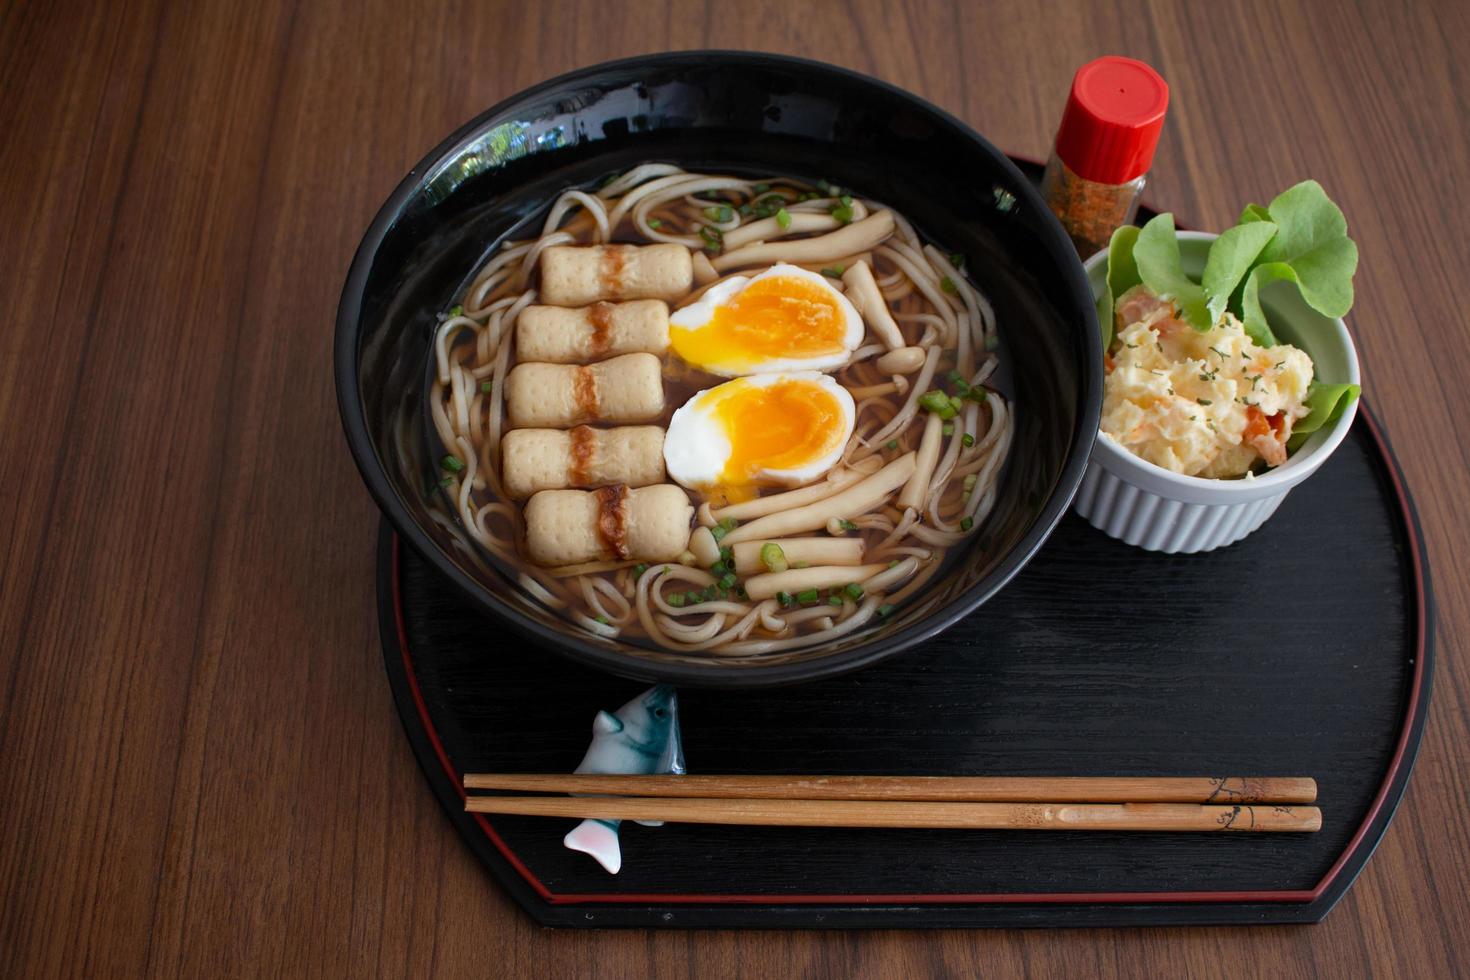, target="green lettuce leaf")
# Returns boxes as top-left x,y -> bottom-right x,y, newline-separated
1202,220 -> 1278,323
1285,382 -> 1361,449
1097,224 -> 1141,349
1133,213 -> 1210,329
1256,180 -> 1358,319
1239,261 -> 1297,346
1240,203 -> 1272,224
